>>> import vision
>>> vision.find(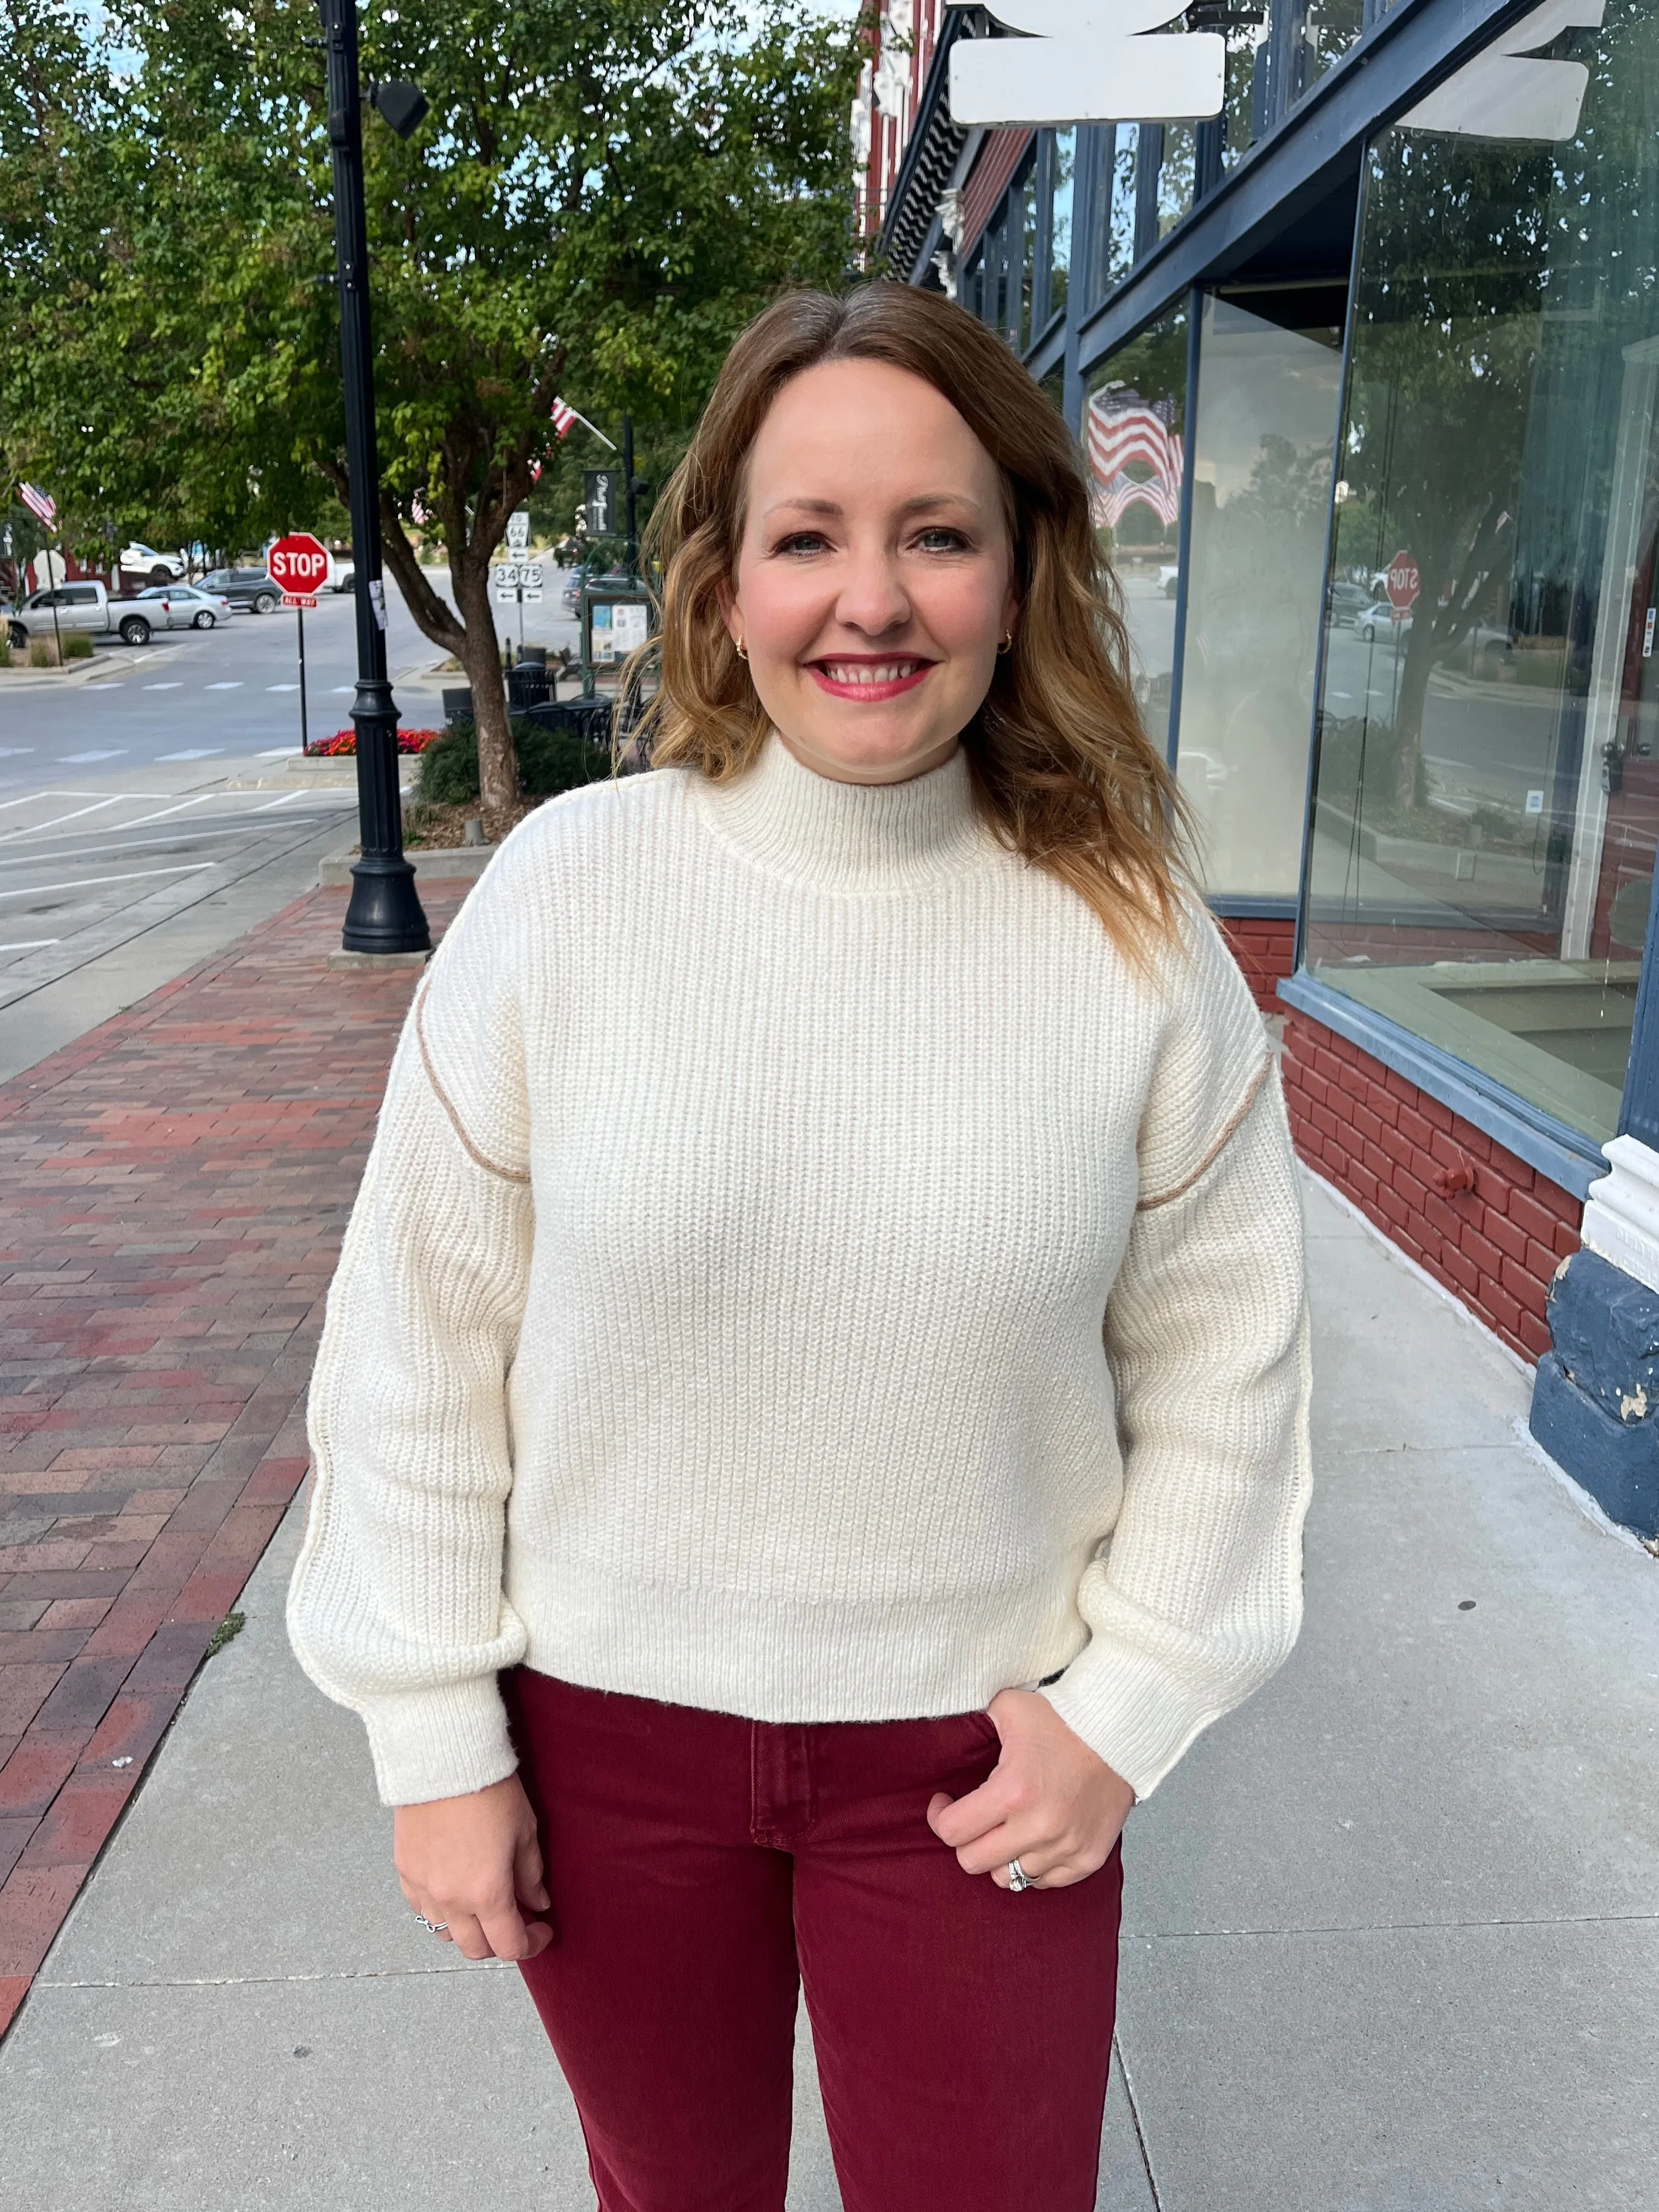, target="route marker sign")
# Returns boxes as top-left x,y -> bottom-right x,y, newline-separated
1386,551 -> 1421,615
269,531 -> 330,609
